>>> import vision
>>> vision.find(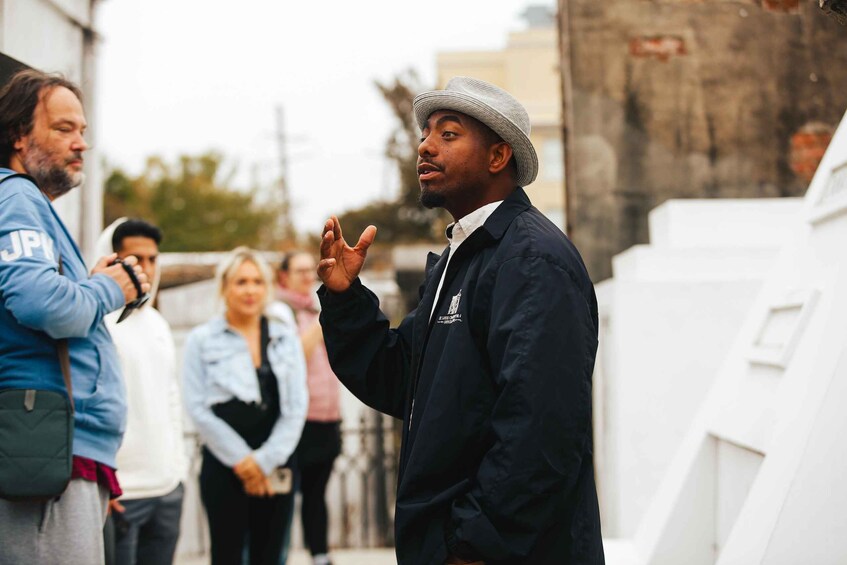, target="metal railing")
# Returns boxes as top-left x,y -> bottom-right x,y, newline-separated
330,410 -> 399,548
